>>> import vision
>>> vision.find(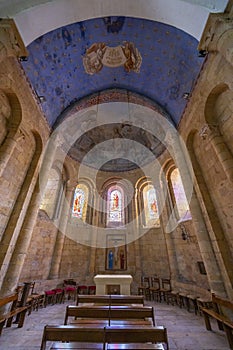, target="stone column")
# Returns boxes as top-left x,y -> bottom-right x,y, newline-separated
199,124 -> 233,181
0,135 -> 59,295
48,181 -> 74,279
131,189 -> 142,274
164,130 -> 227,296
158,177 -> 179,282
0,128 -> 25,179
0,181 -> 42,296
188,190 -> 226,296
